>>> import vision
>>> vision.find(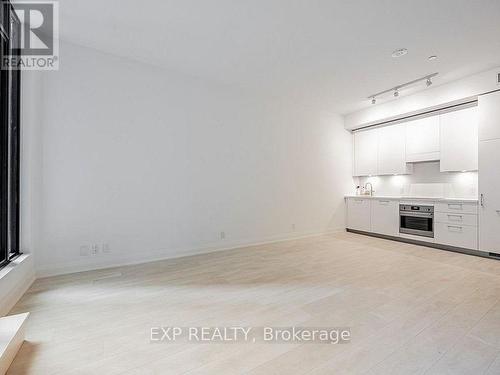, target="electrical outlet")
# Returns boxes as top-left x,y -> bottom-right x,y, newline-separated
80,245 -> 89,256
102,243 -> 111,253
91,244 -> 99,255
220,231 -> 225,240
497,72 -> 500,85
